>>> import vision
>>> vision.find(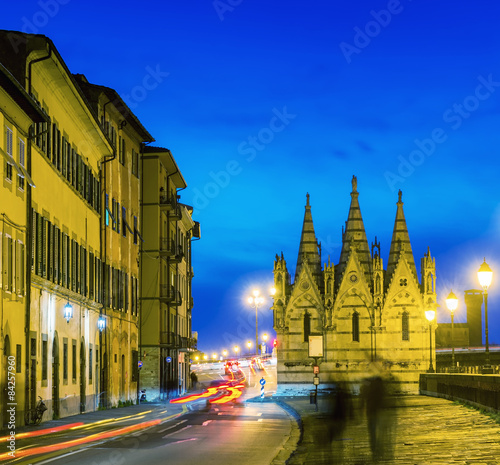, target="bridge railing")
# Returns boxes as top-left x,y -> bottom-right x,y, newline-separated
420,373 -> 500,413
